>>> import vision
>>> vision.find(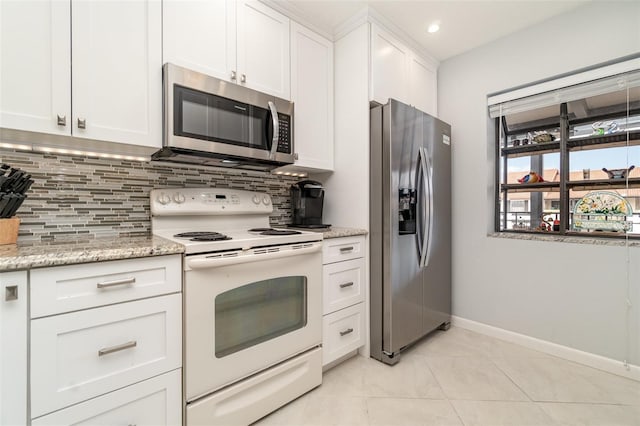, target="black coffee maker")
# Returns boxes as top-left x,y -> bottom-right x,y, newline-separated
290,180 -> 331,228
